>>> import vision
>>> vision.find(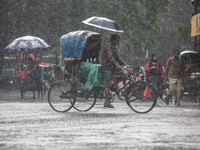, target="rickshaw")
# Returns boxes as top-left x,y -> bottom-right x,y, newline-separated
180,50 -> 200,105
48,30 -> 157,113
